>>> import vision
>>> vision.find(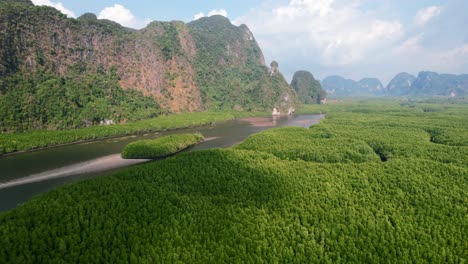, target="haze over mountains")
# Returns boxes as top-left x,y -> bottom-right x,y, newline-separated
322,76 -> 384,97
322,72 -> 468,98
